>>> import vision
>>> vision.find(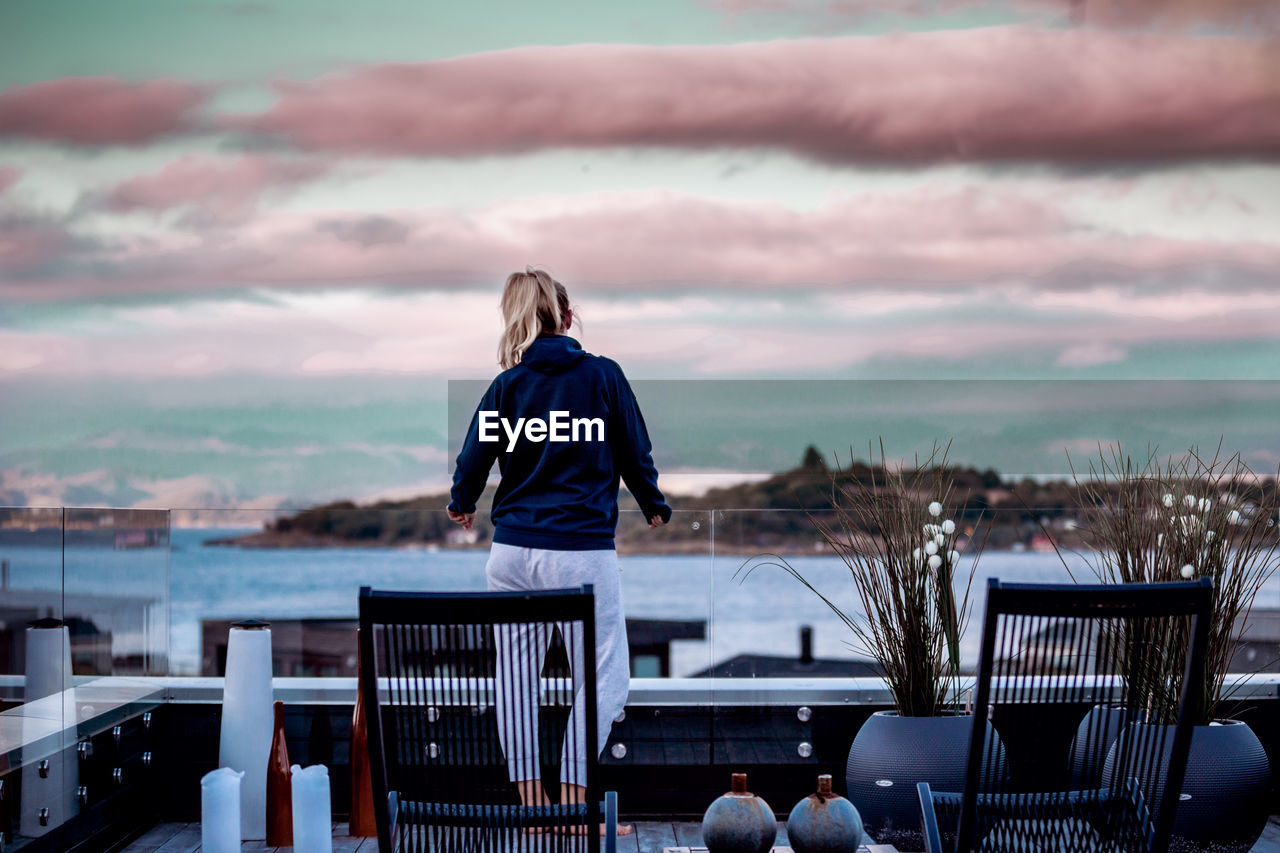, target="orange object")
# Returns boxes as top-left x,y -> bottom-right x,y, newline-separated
266,700 -> 293,846
350,629 -> 376,837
